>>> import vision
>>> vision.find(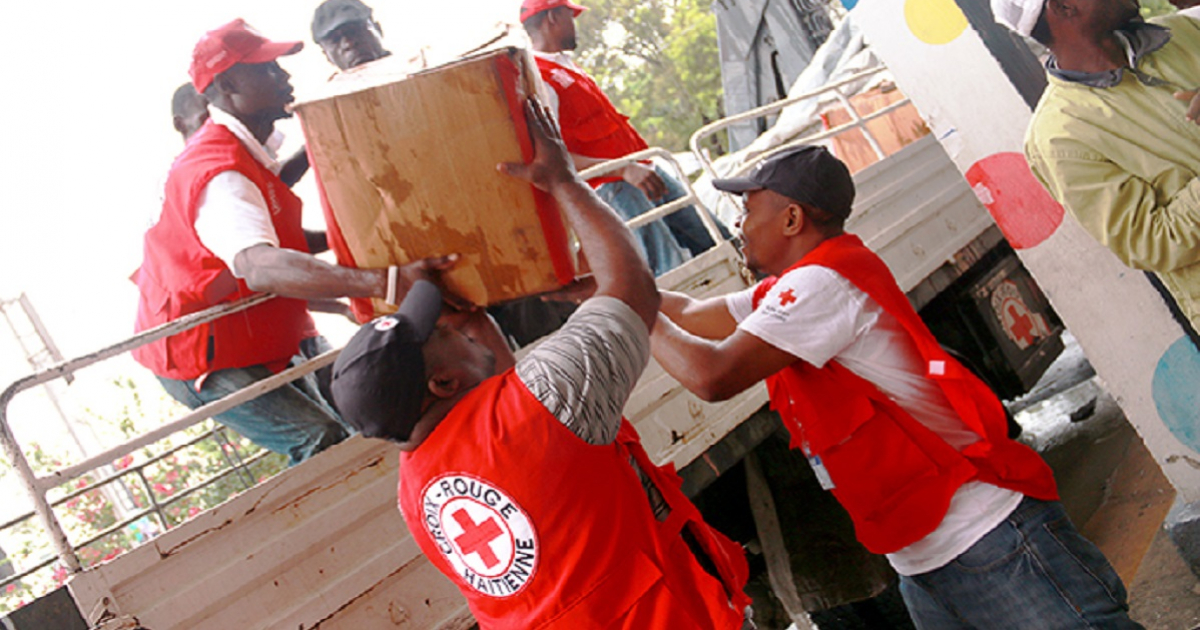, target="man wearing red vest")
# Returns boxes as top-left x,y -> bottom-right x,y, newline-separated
168,81 -> 347,323
650,146 -> 1142,628
520,0 -> 726,277
330,100 -> 751,629
135,19 -> 452,466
